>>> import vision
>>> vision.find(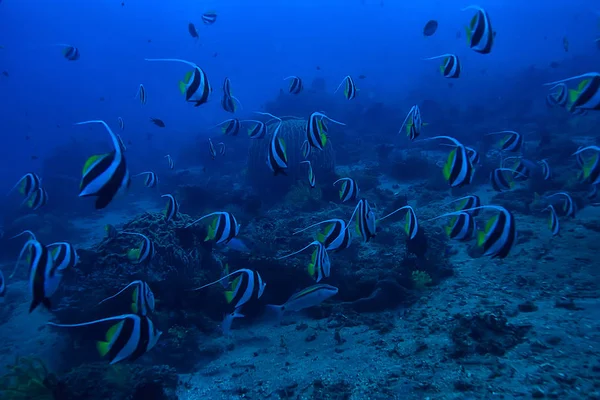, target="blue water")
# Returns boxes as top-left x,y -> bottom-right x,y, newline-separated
2,1 -> 600,398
